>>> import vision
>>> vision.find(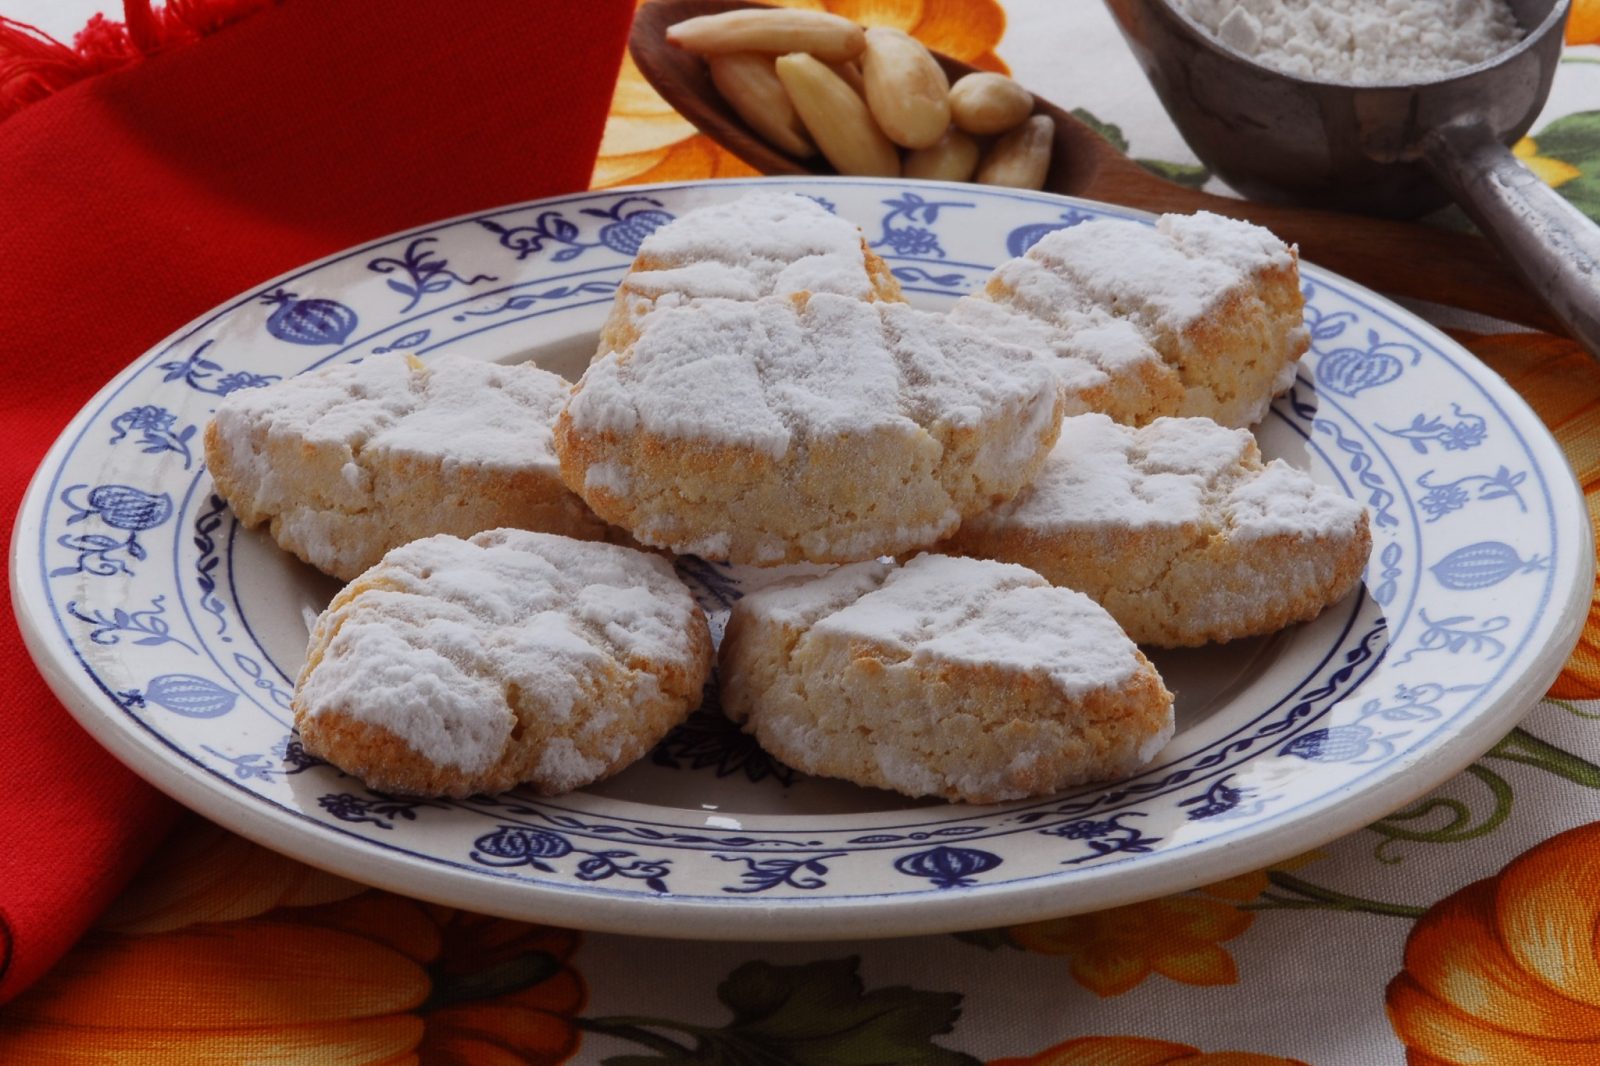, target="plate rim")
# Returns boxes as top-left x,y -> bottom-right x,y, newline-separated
10,176 -> 1594,939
